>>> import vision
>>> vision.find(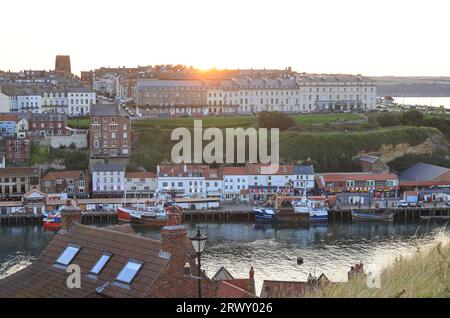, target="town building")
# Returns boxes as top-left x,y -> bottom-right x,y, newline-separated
41,90 -> 68,114
260,272 -> 344,298
28,113 -> 67,137
40,170 -> 90,199
91,163 -> 126,198
125,172 -> 157,198
156,164 -> 208,198
0,113 -> 19,137
316,172 -> 399,197
135,80 -> 209,117
67,88 -> 96,116
223,164 -> 316,202
296,74 -> 377,112
3,137 -> 31,164
399,162 -> 450,202
80,71 -> 94,88
89,104 -> 132,159
0,167 -> 40,200
356,155 -> 389,173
